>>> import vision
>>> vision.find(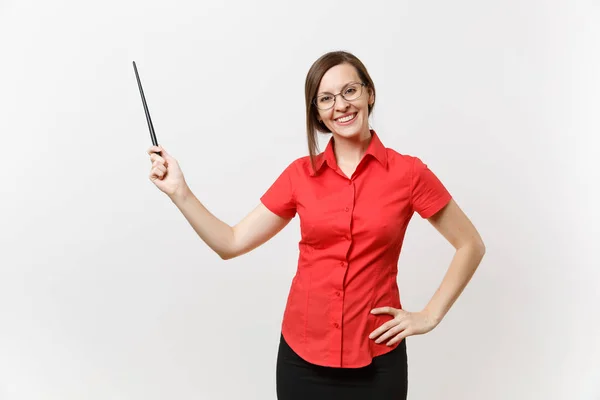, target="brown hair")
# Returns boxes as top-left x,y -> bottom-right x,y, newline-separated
304,51 -> 376,173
